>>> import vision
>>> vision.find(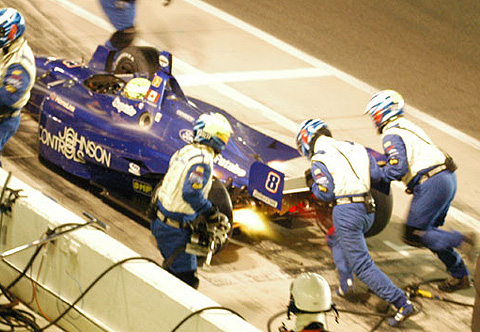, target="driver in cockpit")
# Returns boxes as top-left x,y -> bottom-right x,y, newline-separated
122,77 -> 151,101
